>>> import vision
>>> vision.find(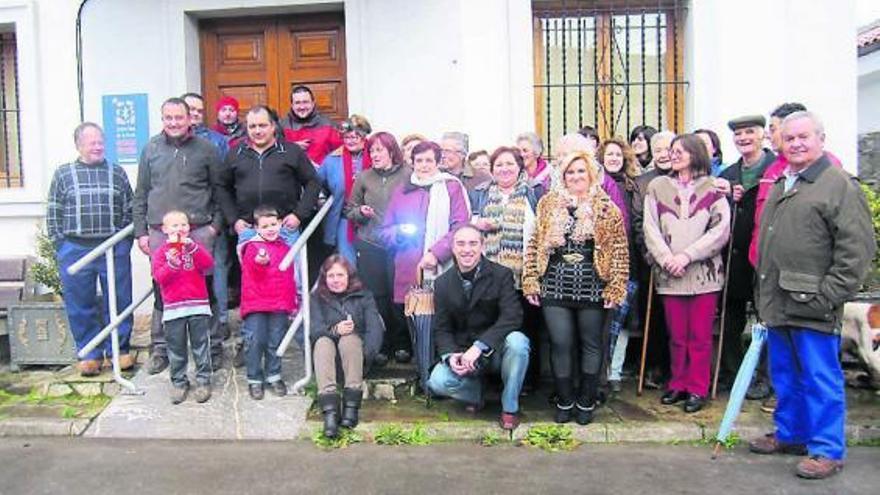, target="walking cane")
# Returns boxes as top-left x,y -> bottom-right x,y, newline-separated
711,202 -> 738,400
637,272 -> 654,396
